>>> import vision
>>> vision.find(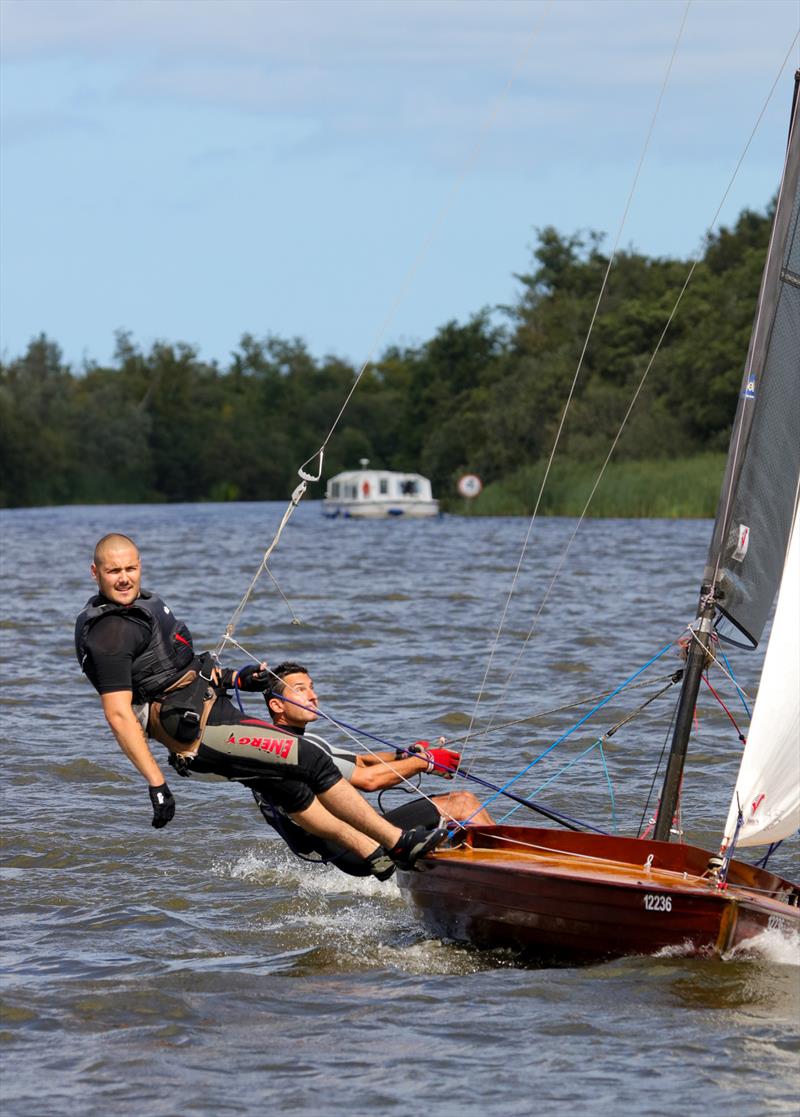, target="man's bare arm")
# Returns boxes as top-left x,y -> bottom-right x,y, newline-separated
350,755 -> 427,792
100,690 -> 165,786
